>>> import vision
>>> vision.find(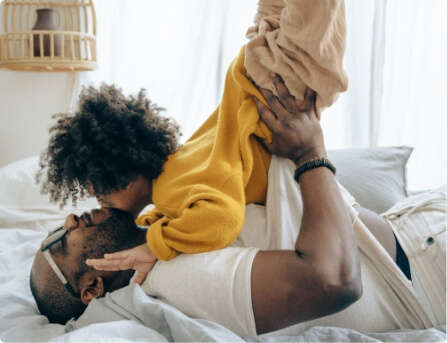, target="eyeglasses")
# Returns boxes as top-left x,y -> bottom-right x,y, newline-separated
41,226 -> 79,298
